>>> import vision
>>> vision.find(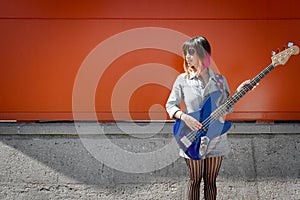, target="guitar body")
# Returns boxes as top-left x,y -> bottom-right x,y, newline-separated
173,91 -> 232,160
